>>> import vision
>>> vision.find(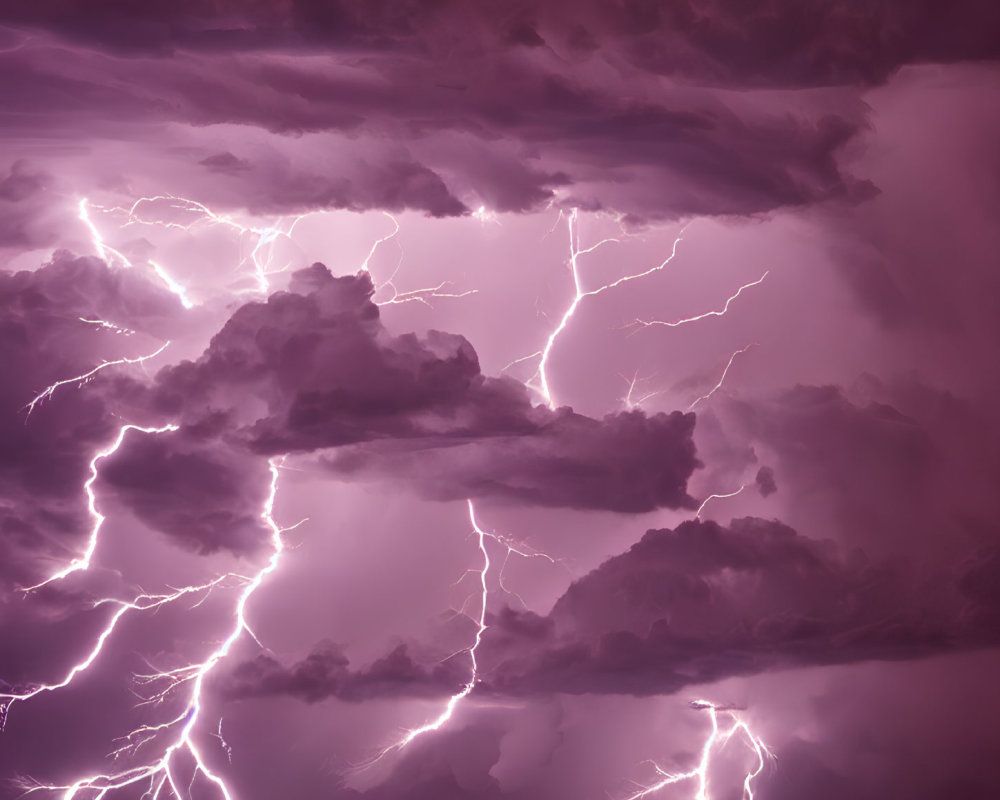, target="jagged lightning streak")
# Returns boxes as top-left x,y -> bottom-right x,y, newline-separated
624,700 -> 772,800
2,574 -> 245,713
512,208 -> 687,409
369,500 -> 490,761
357,211 -> 477,308
13,457 -> 302,799
77,318 -> 135,335
22,342 -> 170,419
627,272 -> 769,331
687,344 -> 757,412
20,422 -> 179,590
79,198 -> 194,308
